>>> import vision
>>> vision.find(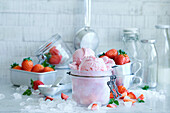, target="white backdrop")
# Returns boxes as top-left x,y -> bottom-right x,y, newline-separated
0,0 -> 170,77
